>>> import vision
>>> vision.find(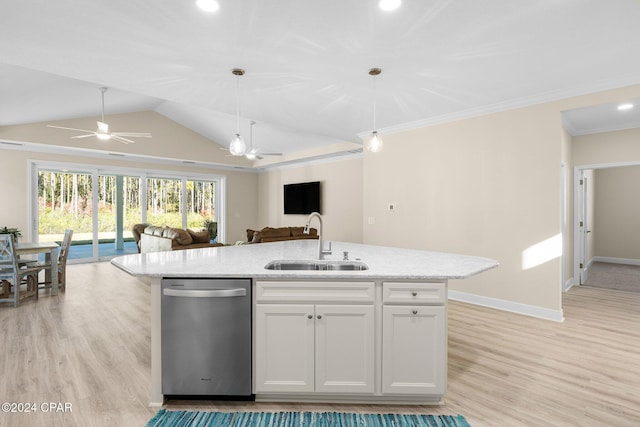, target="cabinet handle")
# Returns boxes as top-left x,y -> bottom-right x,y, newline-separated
412,309 -> 418,315
411,291 -> 418,297
307,314 -> 313,319
317,315 -> 322,319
